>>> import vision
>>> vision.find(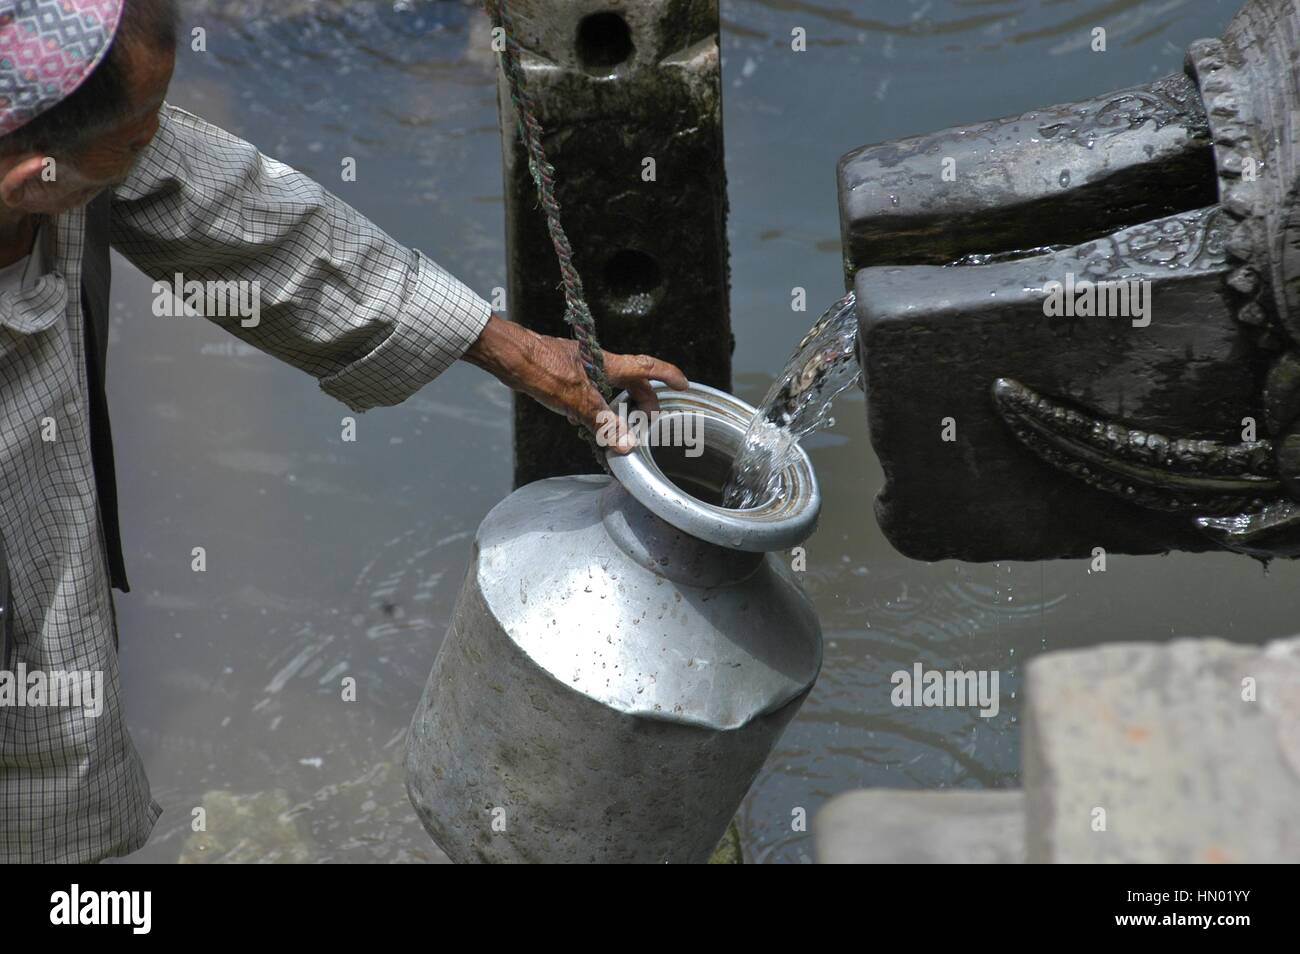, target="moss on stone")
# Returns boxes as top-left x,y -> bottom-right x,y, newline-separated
707,819 -> 743,864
